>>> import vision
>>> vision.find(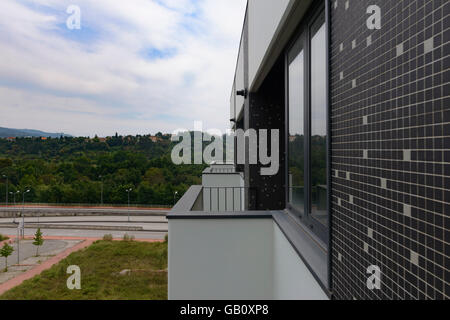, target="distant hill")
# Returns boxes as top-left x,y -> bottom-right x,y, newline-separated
0,127 -> 72,138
